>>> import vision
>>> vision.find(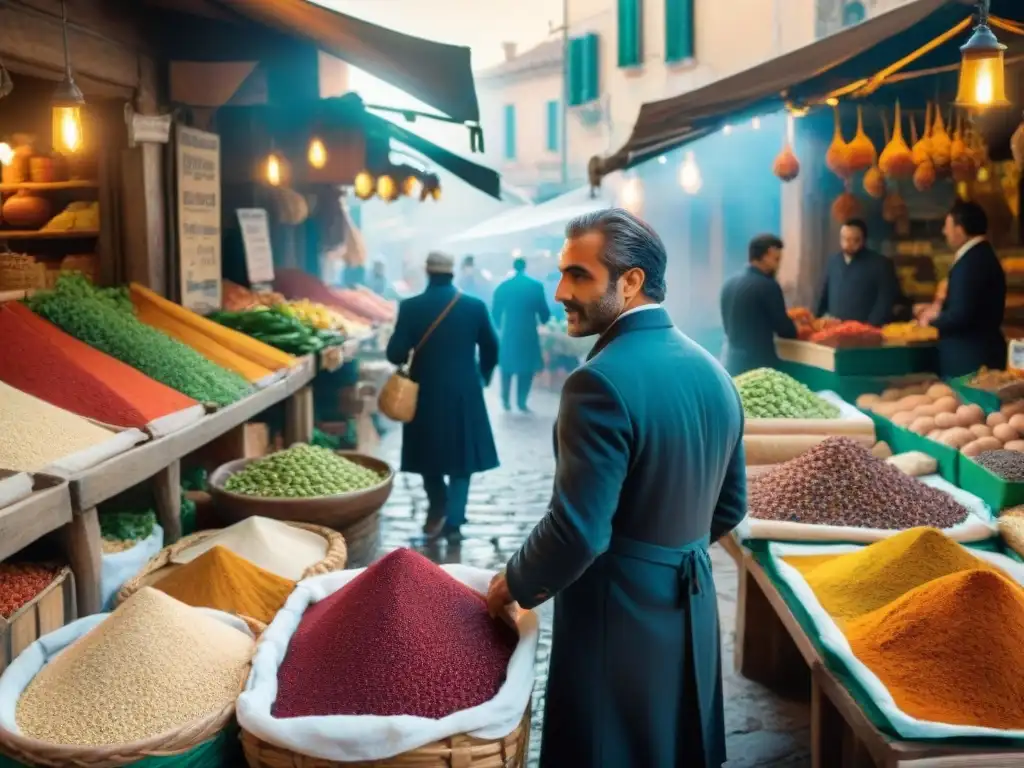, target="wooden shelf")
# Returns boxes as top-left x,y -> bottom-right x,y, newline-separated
0,180 -> 98,192
0,230 -> 98,240
0,474 -> 74,563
